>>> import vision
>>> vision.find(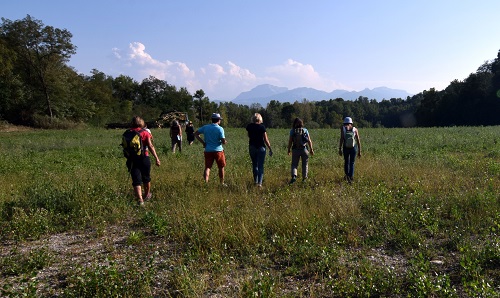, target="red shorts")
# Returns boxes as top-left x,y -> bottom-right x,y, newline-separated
204,151 -> 226,168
